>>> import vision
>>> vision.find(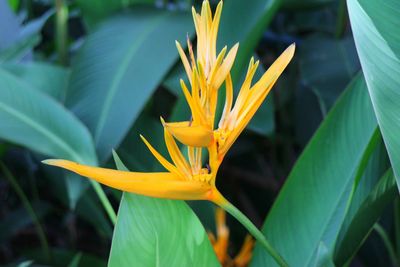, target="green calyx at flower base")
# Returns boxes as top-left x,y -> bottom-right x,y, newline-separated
42,1 -> 294,266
